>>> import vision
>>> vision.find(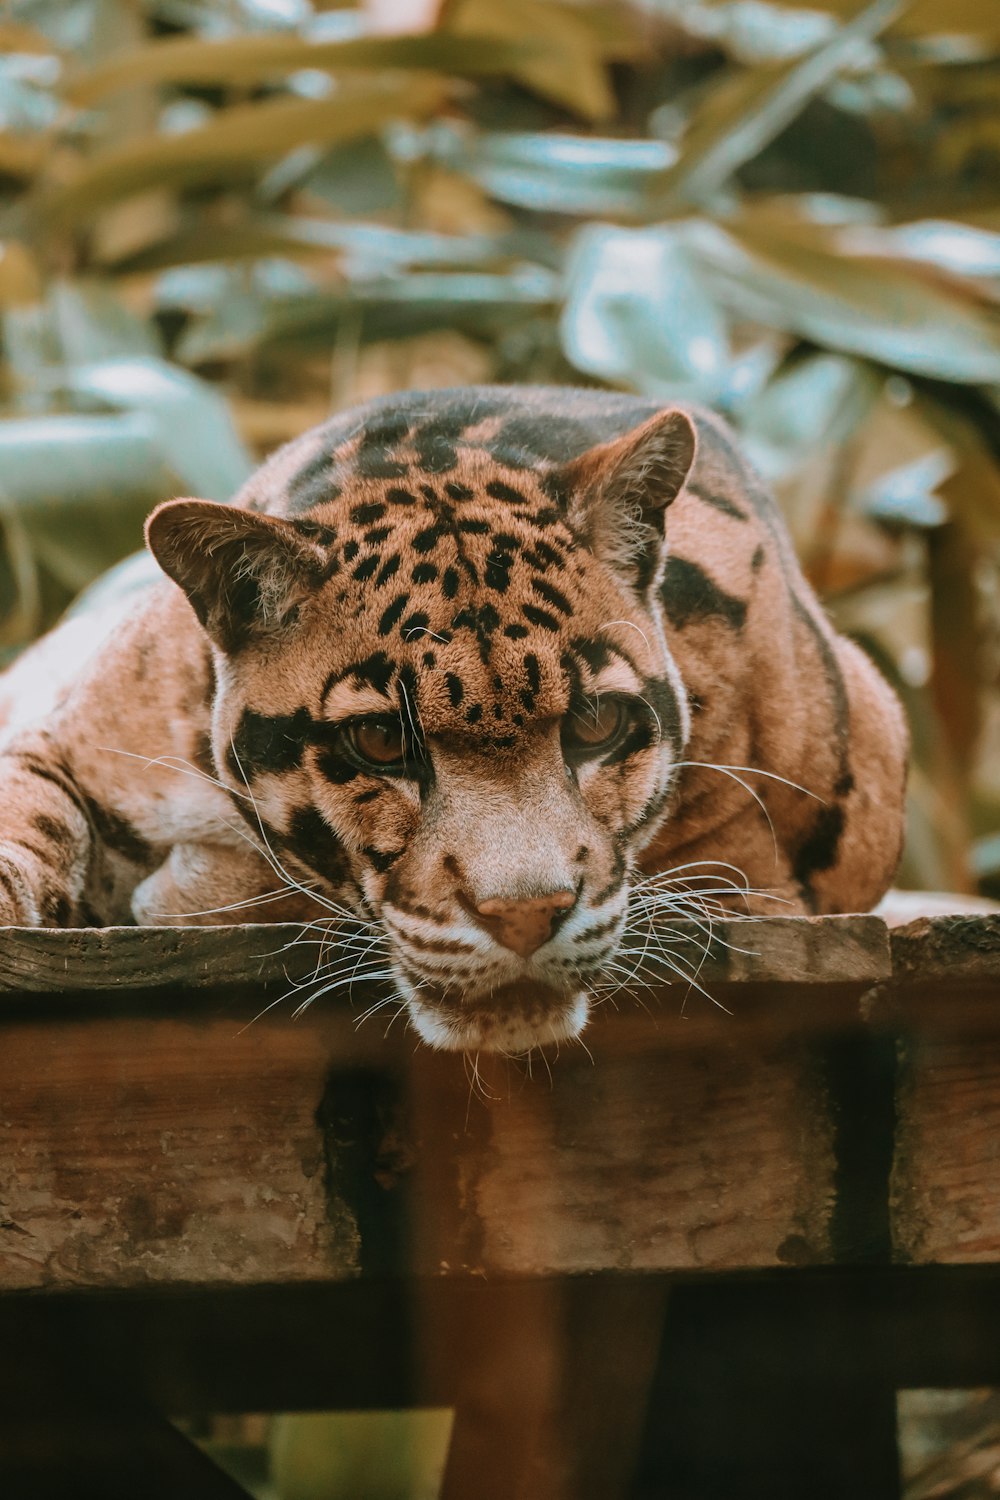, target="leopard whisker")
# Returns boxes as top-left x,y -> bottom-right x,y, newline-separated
98,746 -> 252,802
